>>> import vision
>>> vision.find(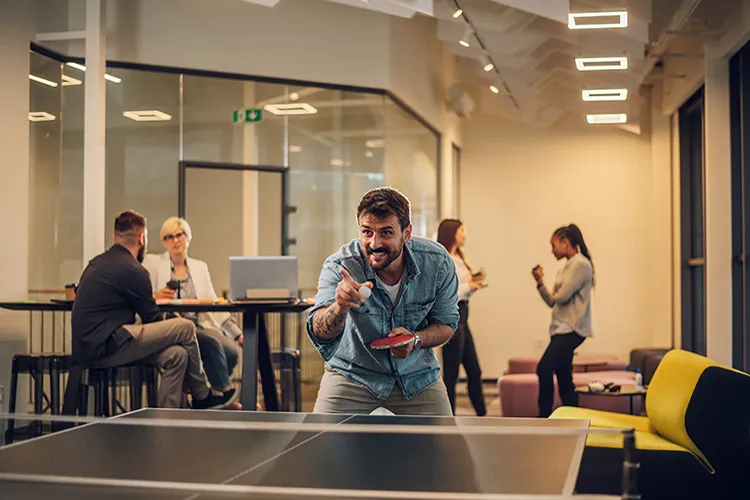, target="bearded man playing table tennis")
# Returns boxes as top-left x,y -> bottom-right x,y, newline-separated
307,187 -> 459,415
